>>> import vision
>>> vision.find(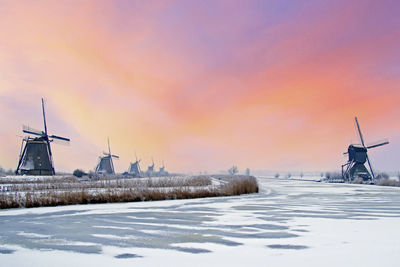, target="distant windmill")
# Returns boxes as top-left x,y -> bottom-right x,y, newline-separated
128,153 -> 141,177
147,158 -> 155,172
159,161 -> 165,173
158,161 -> 169,176
146,158 -> 155,176
16,98 -> 70,175
95,138 -> 119,175
342,117 -> 389,181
